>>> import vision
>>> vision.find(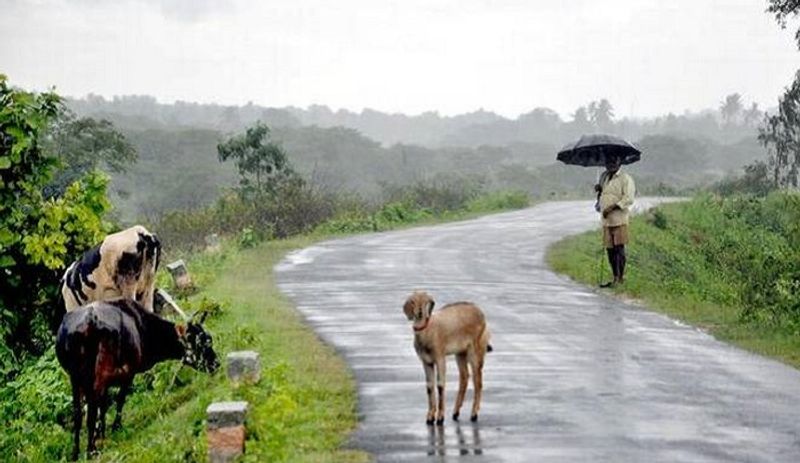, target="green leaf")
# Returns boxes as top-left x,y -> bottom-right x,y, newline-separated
0,228 -> 14,245
0,157 -> 10,169
0,255 -> 15,267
